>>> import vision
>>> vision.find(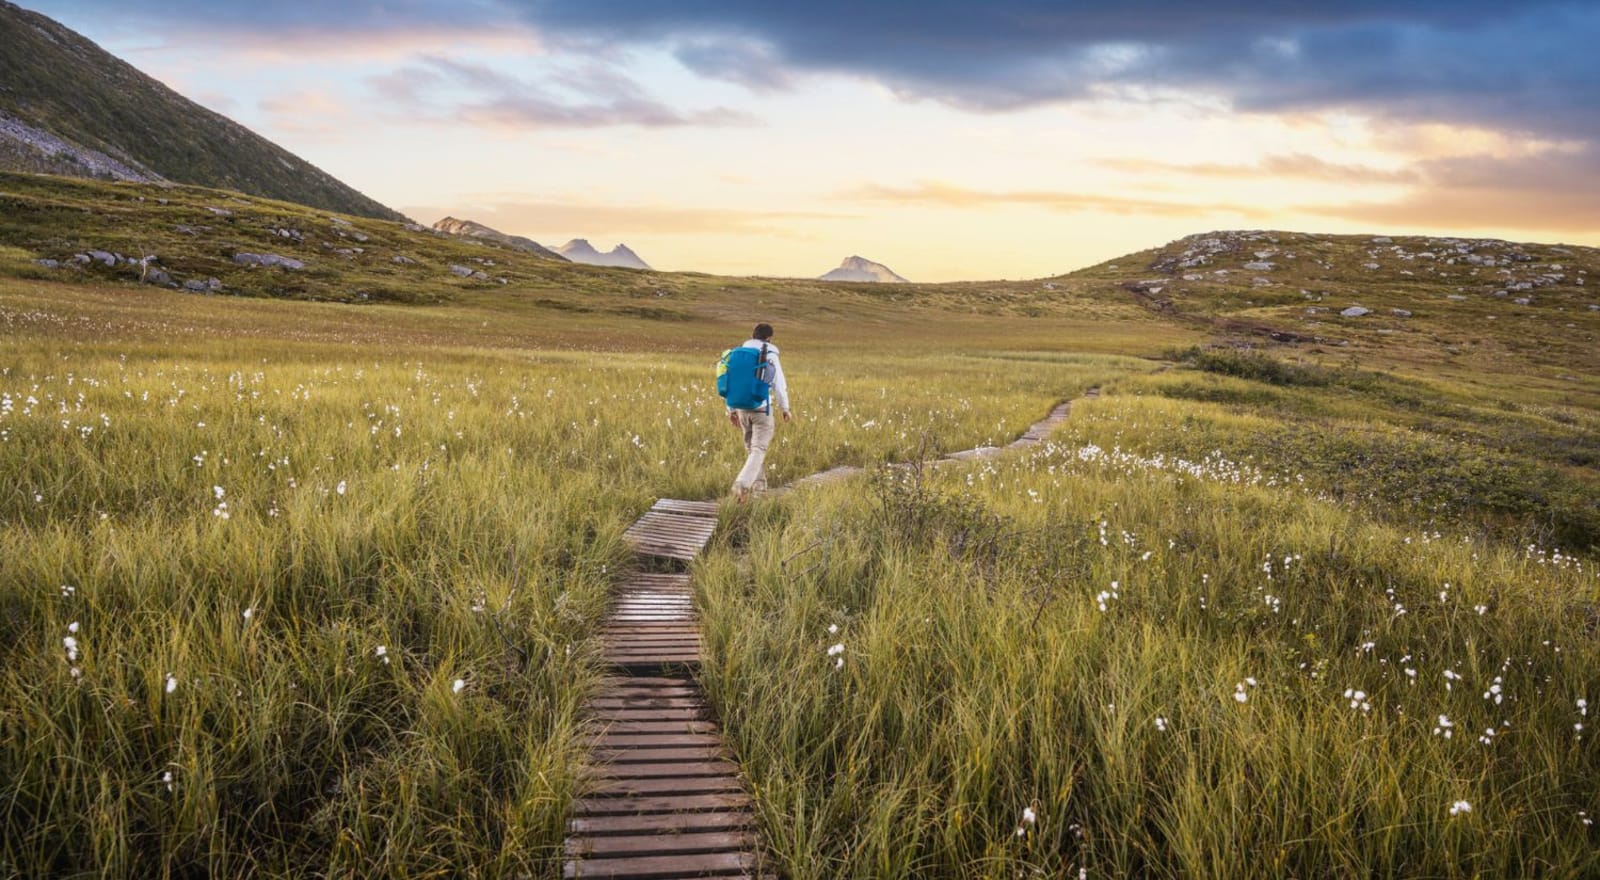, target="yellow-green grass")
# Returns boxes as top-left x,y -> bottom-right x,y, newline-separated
0,278 -> 1125,876
699,388 -> 1600,878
